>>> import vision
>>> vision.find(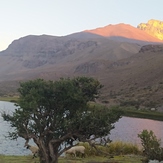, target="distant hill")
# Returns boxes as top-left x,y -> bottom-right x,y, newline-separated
0,20 -> 163,110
